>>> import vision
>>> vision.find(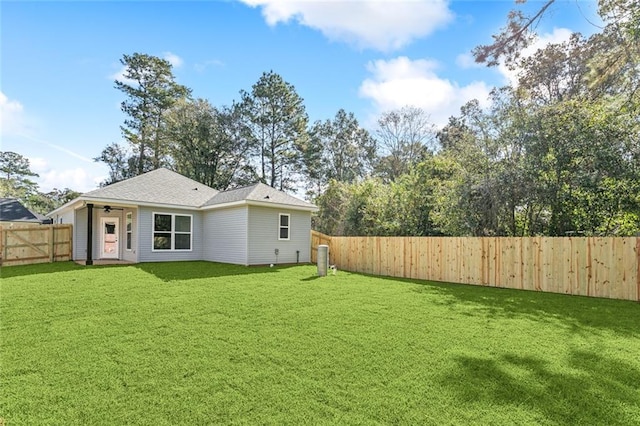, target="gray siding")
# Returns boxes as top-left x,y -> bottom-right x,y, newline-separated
58,209 -> 74,225
203,206 -> 248,265
65,201 -> 311,264
121,208 -> 138,263
74,207 -> 88,261
120,209 -> 139,262
247,206 -> 311,265
137,207 -> 203,262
